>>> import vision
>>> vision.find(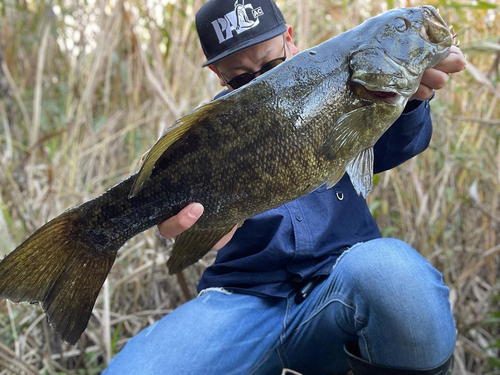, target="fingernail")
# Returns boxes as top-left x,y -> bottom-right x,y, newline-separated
188,203 -> 204,218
